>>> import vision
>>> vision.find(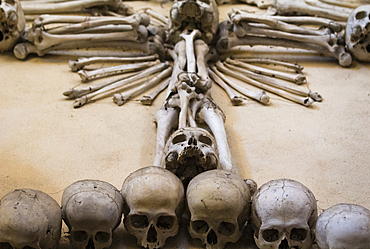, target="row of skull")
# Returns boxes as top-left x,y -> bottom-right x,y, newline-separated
0,167 -> 369,249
